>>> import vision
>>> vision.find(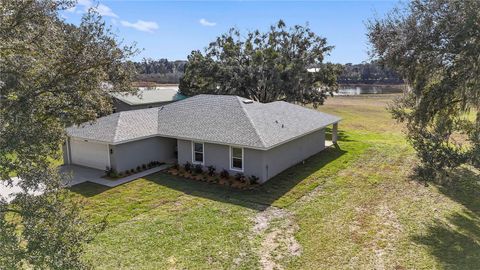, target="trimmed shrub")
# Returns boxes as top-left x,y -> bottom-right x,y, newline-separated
207,165 -> 216,176
220,169 -> 229,179
249,175 -> 259,185
184,161 -> 192,173
194,164 -> 203,174
142,164 -> 147,170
